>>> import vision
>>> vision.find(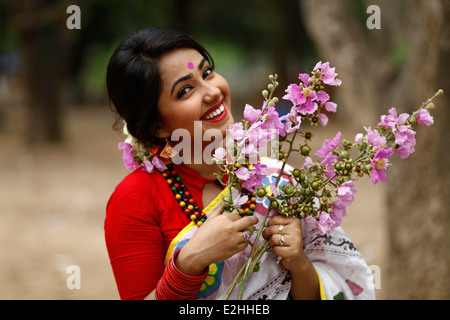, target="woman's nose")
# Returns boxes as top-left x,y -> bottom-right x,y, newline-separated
202,83 -> 221,104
